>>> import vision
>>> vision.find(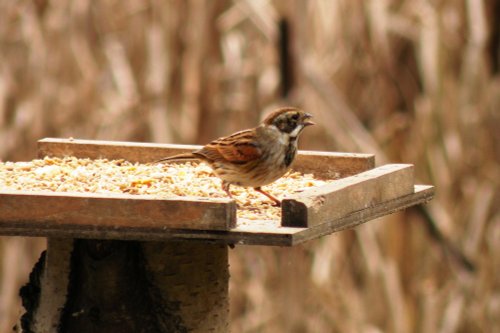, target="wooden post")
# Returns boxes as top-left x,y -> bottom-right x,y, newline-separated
19,239 -> 229,333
